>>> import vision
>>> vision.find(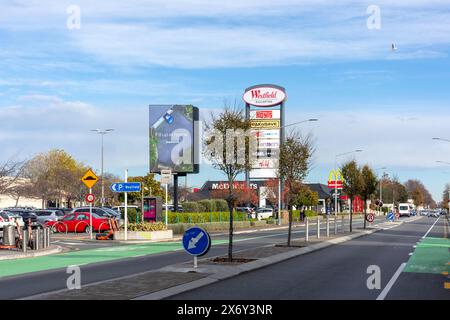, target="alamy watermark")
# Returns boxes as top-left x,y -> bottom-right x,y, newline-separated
66,5 -> 81,30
